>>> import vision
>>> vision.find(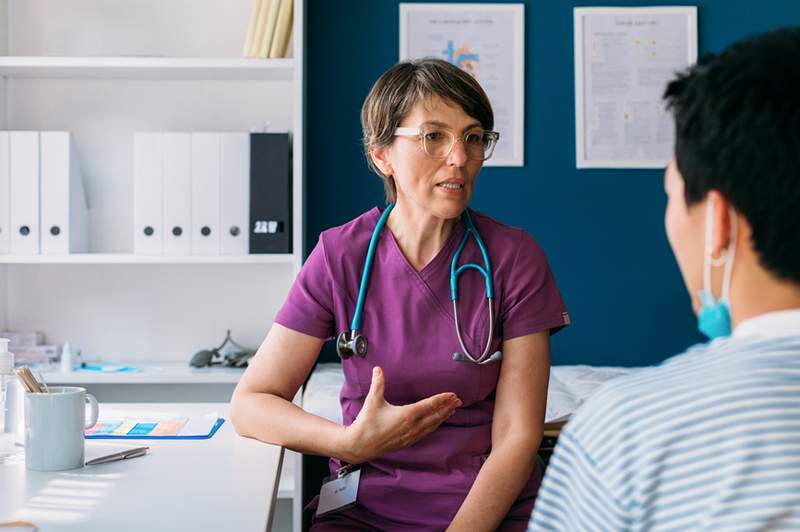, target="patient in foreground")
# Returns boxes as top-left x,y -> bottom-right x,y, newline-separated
530,28 -> 800,530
